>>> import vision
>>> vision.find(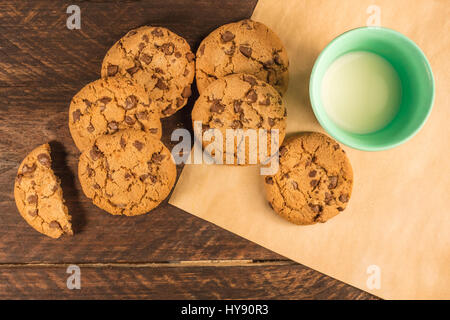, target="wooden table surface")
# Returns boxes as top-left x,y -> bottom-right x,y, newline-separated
0,0 -> 377,299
